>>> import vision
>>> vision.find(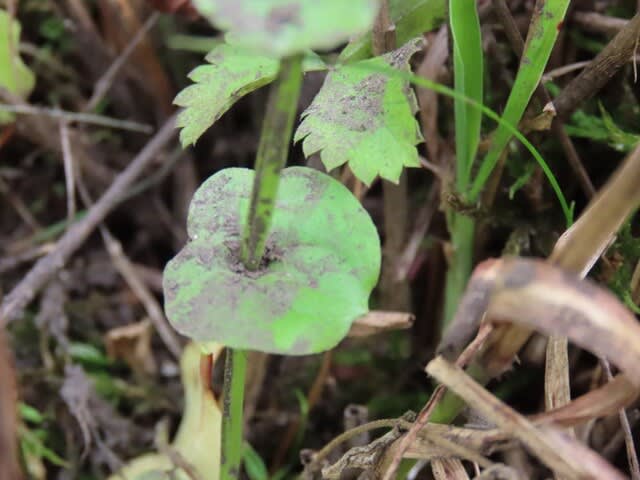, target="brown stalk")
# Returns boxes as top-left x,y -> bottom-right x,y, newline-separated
552,13 -> 640,120
601,359 -> 640,480
0,329 -> 21,480
373,0 -> 412,312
